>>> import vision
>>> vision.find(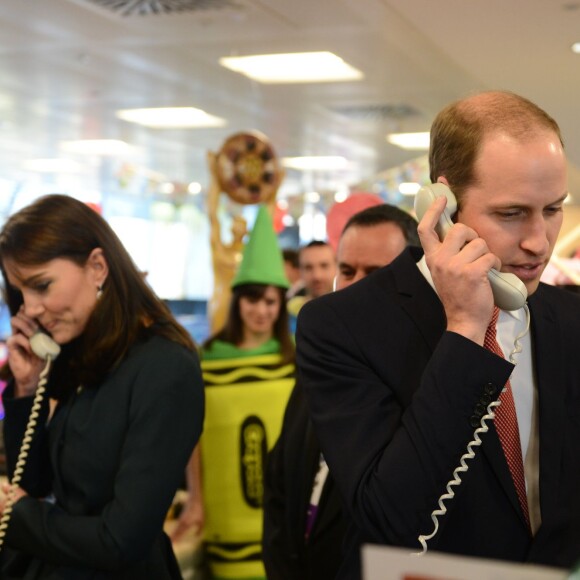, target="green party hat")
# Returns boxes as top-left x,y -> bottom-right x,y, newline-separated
232,205 -> 289,289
